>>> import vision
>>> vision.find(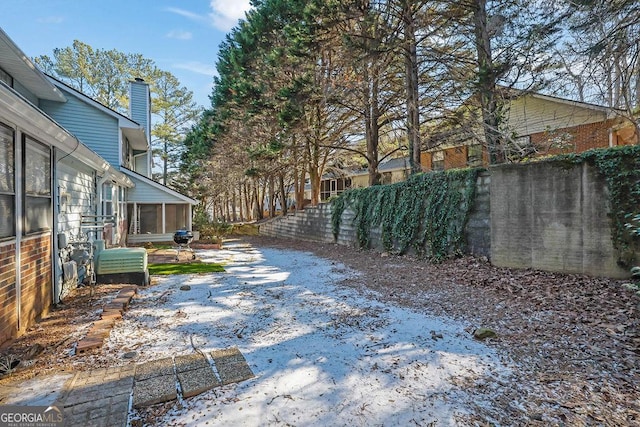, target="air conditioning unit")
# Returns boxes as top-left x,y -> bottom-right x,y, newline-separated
96,247 -> 149,286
